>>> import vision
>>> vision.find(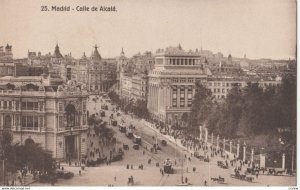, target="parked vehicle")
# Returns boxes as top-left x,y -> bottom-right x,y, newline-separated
163,158 -> 173,174
111,119 -> 117,126
133,144 -> 139,150
119,124 -> 126,133
126,127 -> 133,138
133,134 -> 142,145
